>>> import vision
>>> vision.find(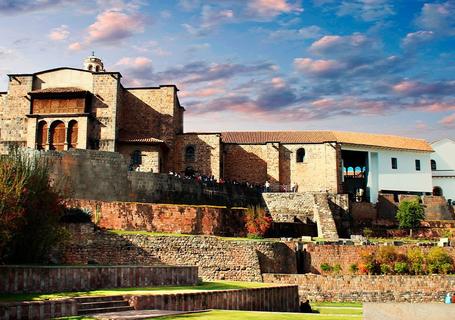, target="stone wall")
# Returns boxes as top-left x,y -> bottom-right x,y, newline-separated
301,243 -> 455,275
175,133 -> 221,179
263,273 -> 455,302
56,223 -> 297,282
43,149 -> 260,207
67,199 -> 247,236
0,265 -> 197,294
0,299 -> 77,320
127,285 -> 299,313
